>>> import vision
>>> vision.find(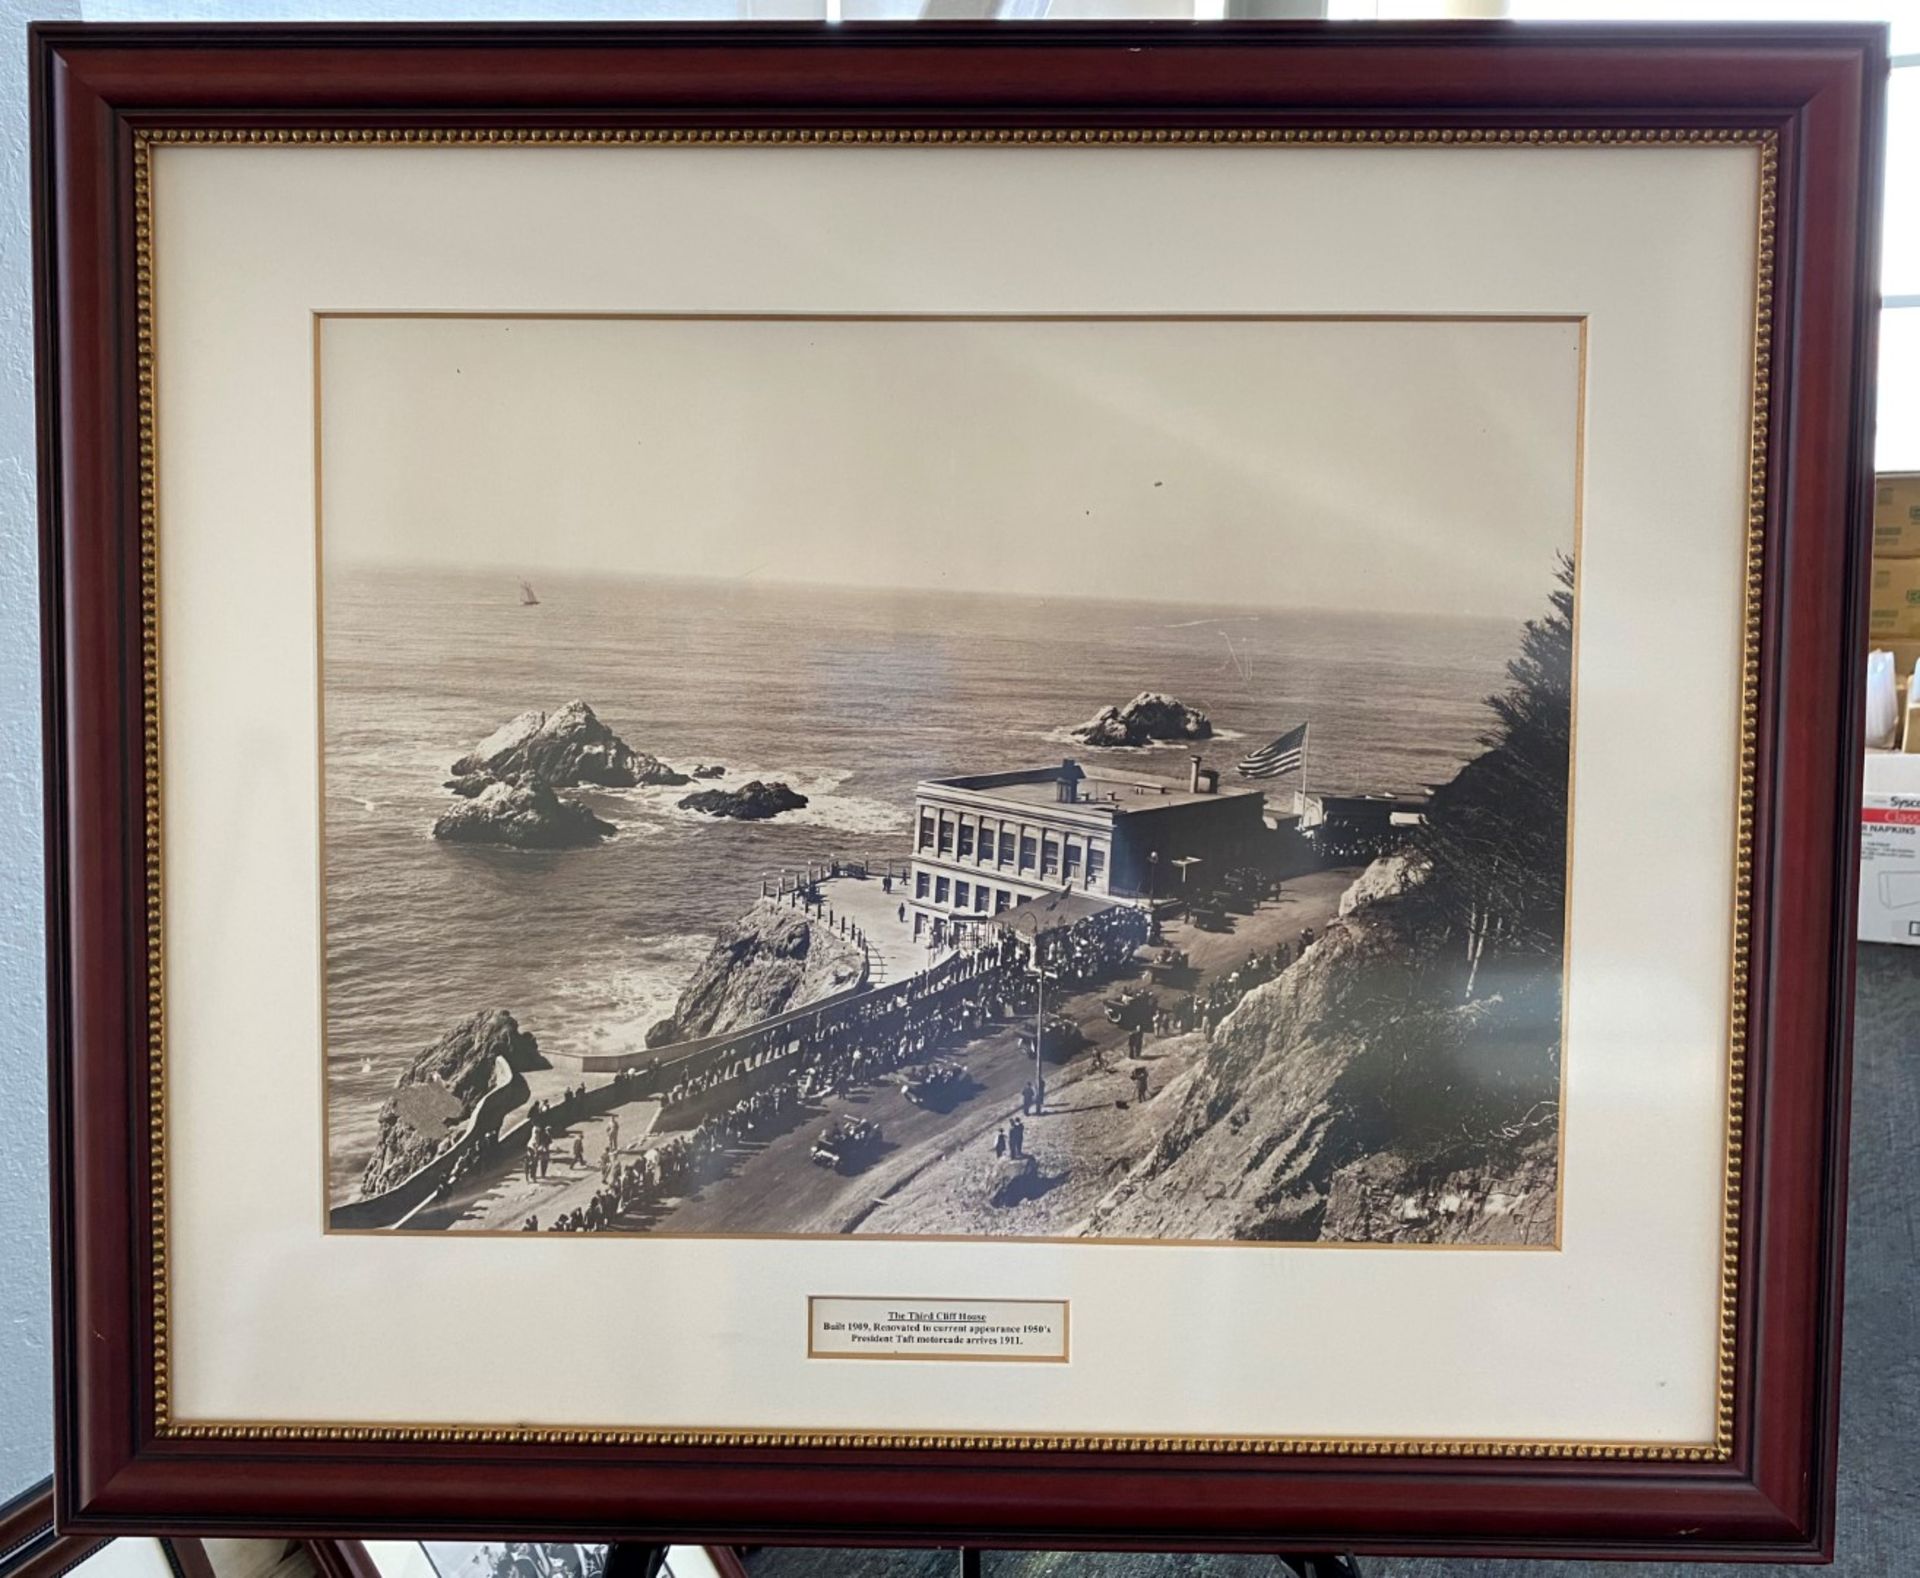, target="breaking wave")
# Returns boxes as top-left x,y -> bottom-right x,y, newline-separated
544,930 -> 715,1061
